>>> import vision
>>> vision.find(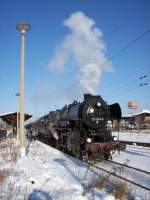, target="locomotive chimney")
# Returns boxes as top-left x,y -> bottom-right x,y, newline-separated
84,93 -> 101,100
84,93 -> 94,100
